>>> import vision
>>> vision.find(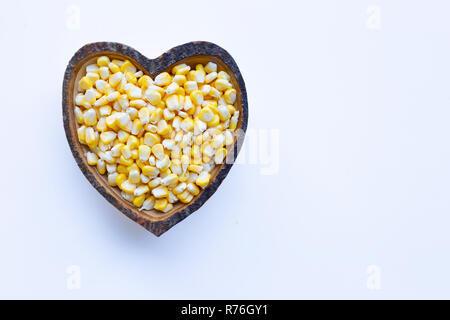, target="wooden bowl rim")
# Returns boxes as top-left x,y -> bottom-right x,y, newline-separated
62,41 -> 248,236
